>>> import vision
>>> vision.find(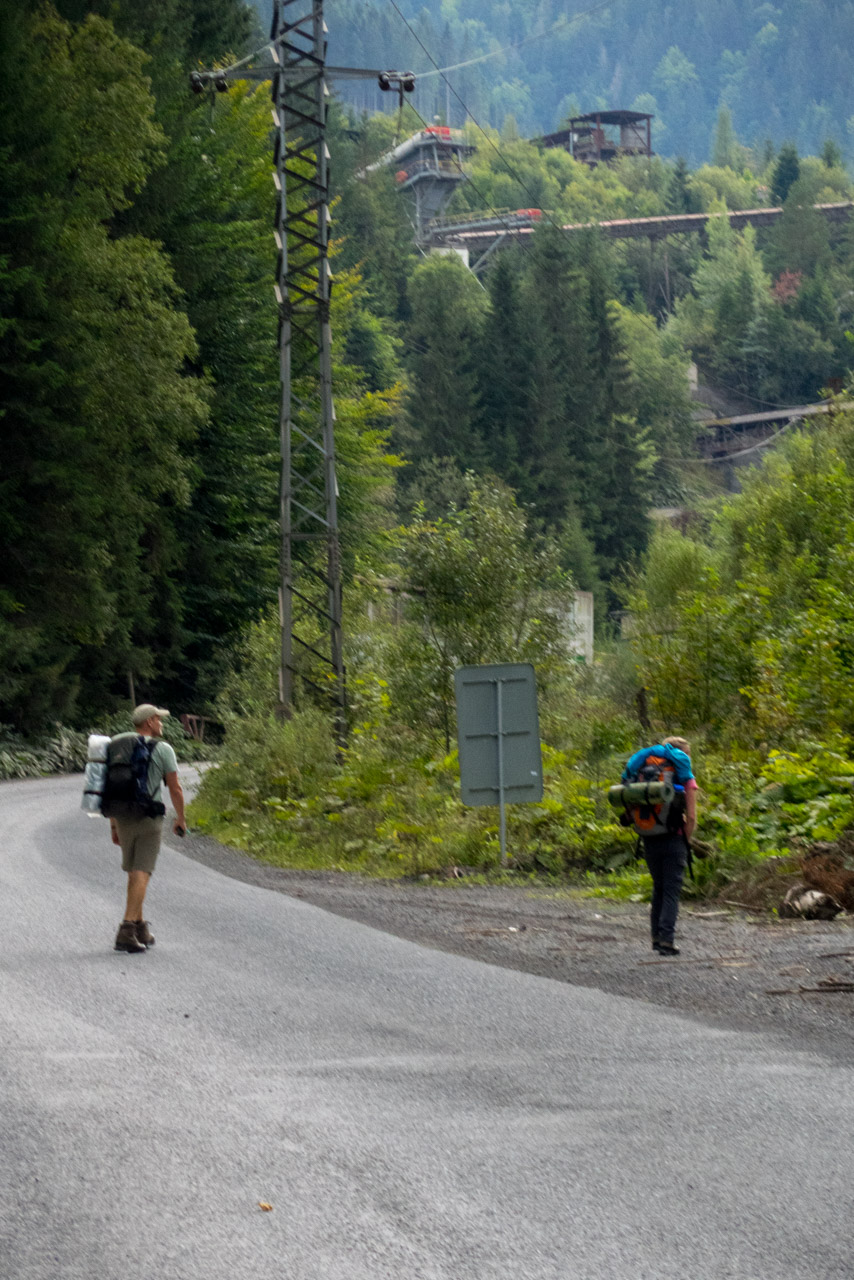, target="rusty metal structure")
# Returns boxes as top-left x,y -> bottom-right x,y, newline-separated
540,110 -> 653,166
